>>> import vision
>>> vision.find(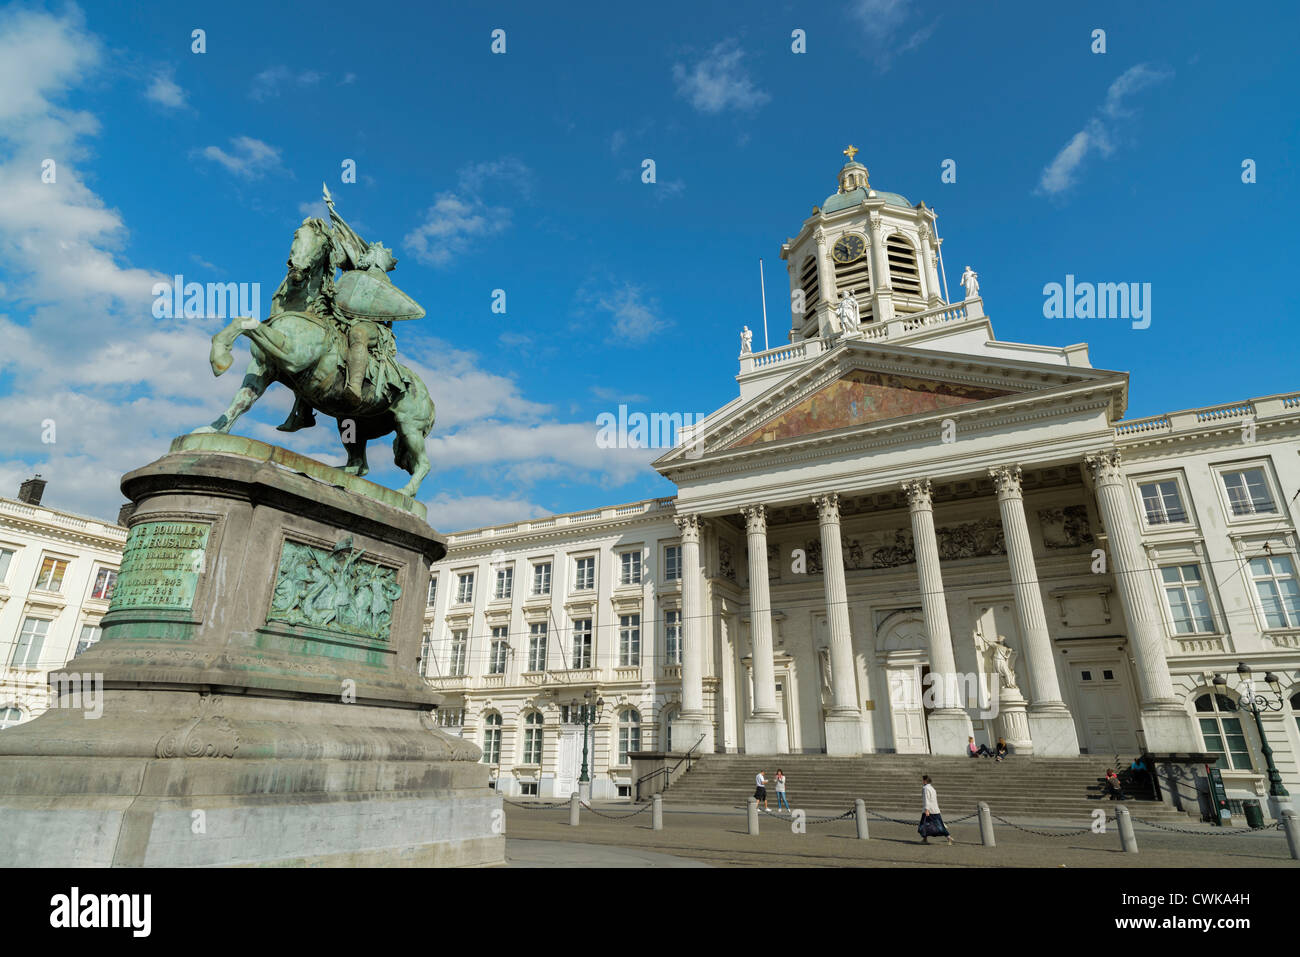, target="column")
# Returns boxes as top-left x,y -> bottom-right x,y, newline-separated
740,505 -> 788,754
814,230 -> 838,339
671,514 -> 714,754
917,220 -> 942,306
1085,451 -> 1199,752
990,465 -> 1079,755
867,213 -> 895,323
902,478 -> 973,754
815,494 -> 864,755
